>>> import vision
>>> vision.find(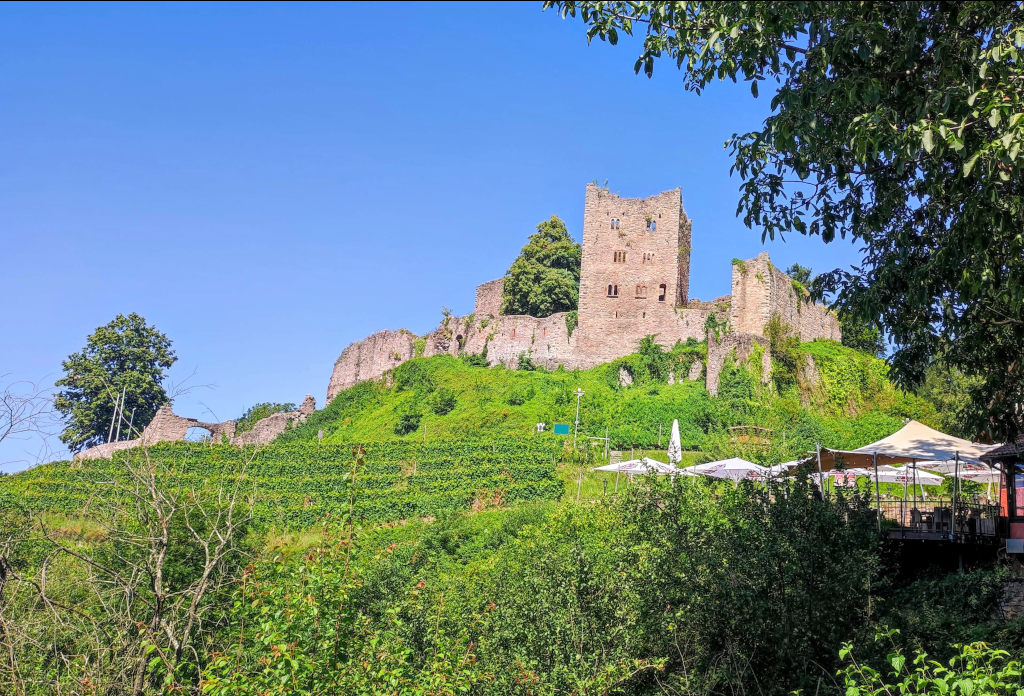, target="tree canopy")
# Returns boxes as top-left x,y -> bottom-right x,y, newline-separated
547,2 -> 1024,439
54,313 -> 176,452
501,215 -> 582,317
